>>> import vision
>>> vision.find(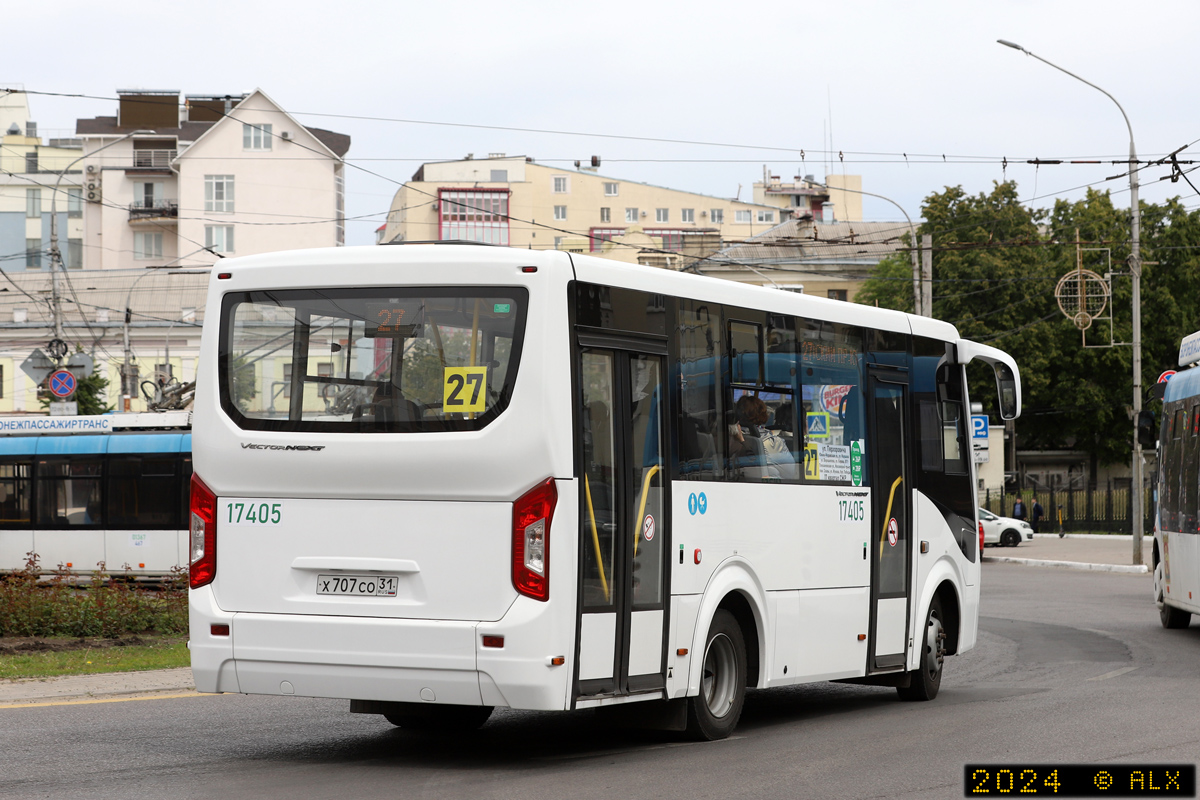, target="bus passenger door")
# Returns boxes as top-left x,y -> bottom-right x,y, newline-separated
866,371 -> 911,672
576,343 -> 669,699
